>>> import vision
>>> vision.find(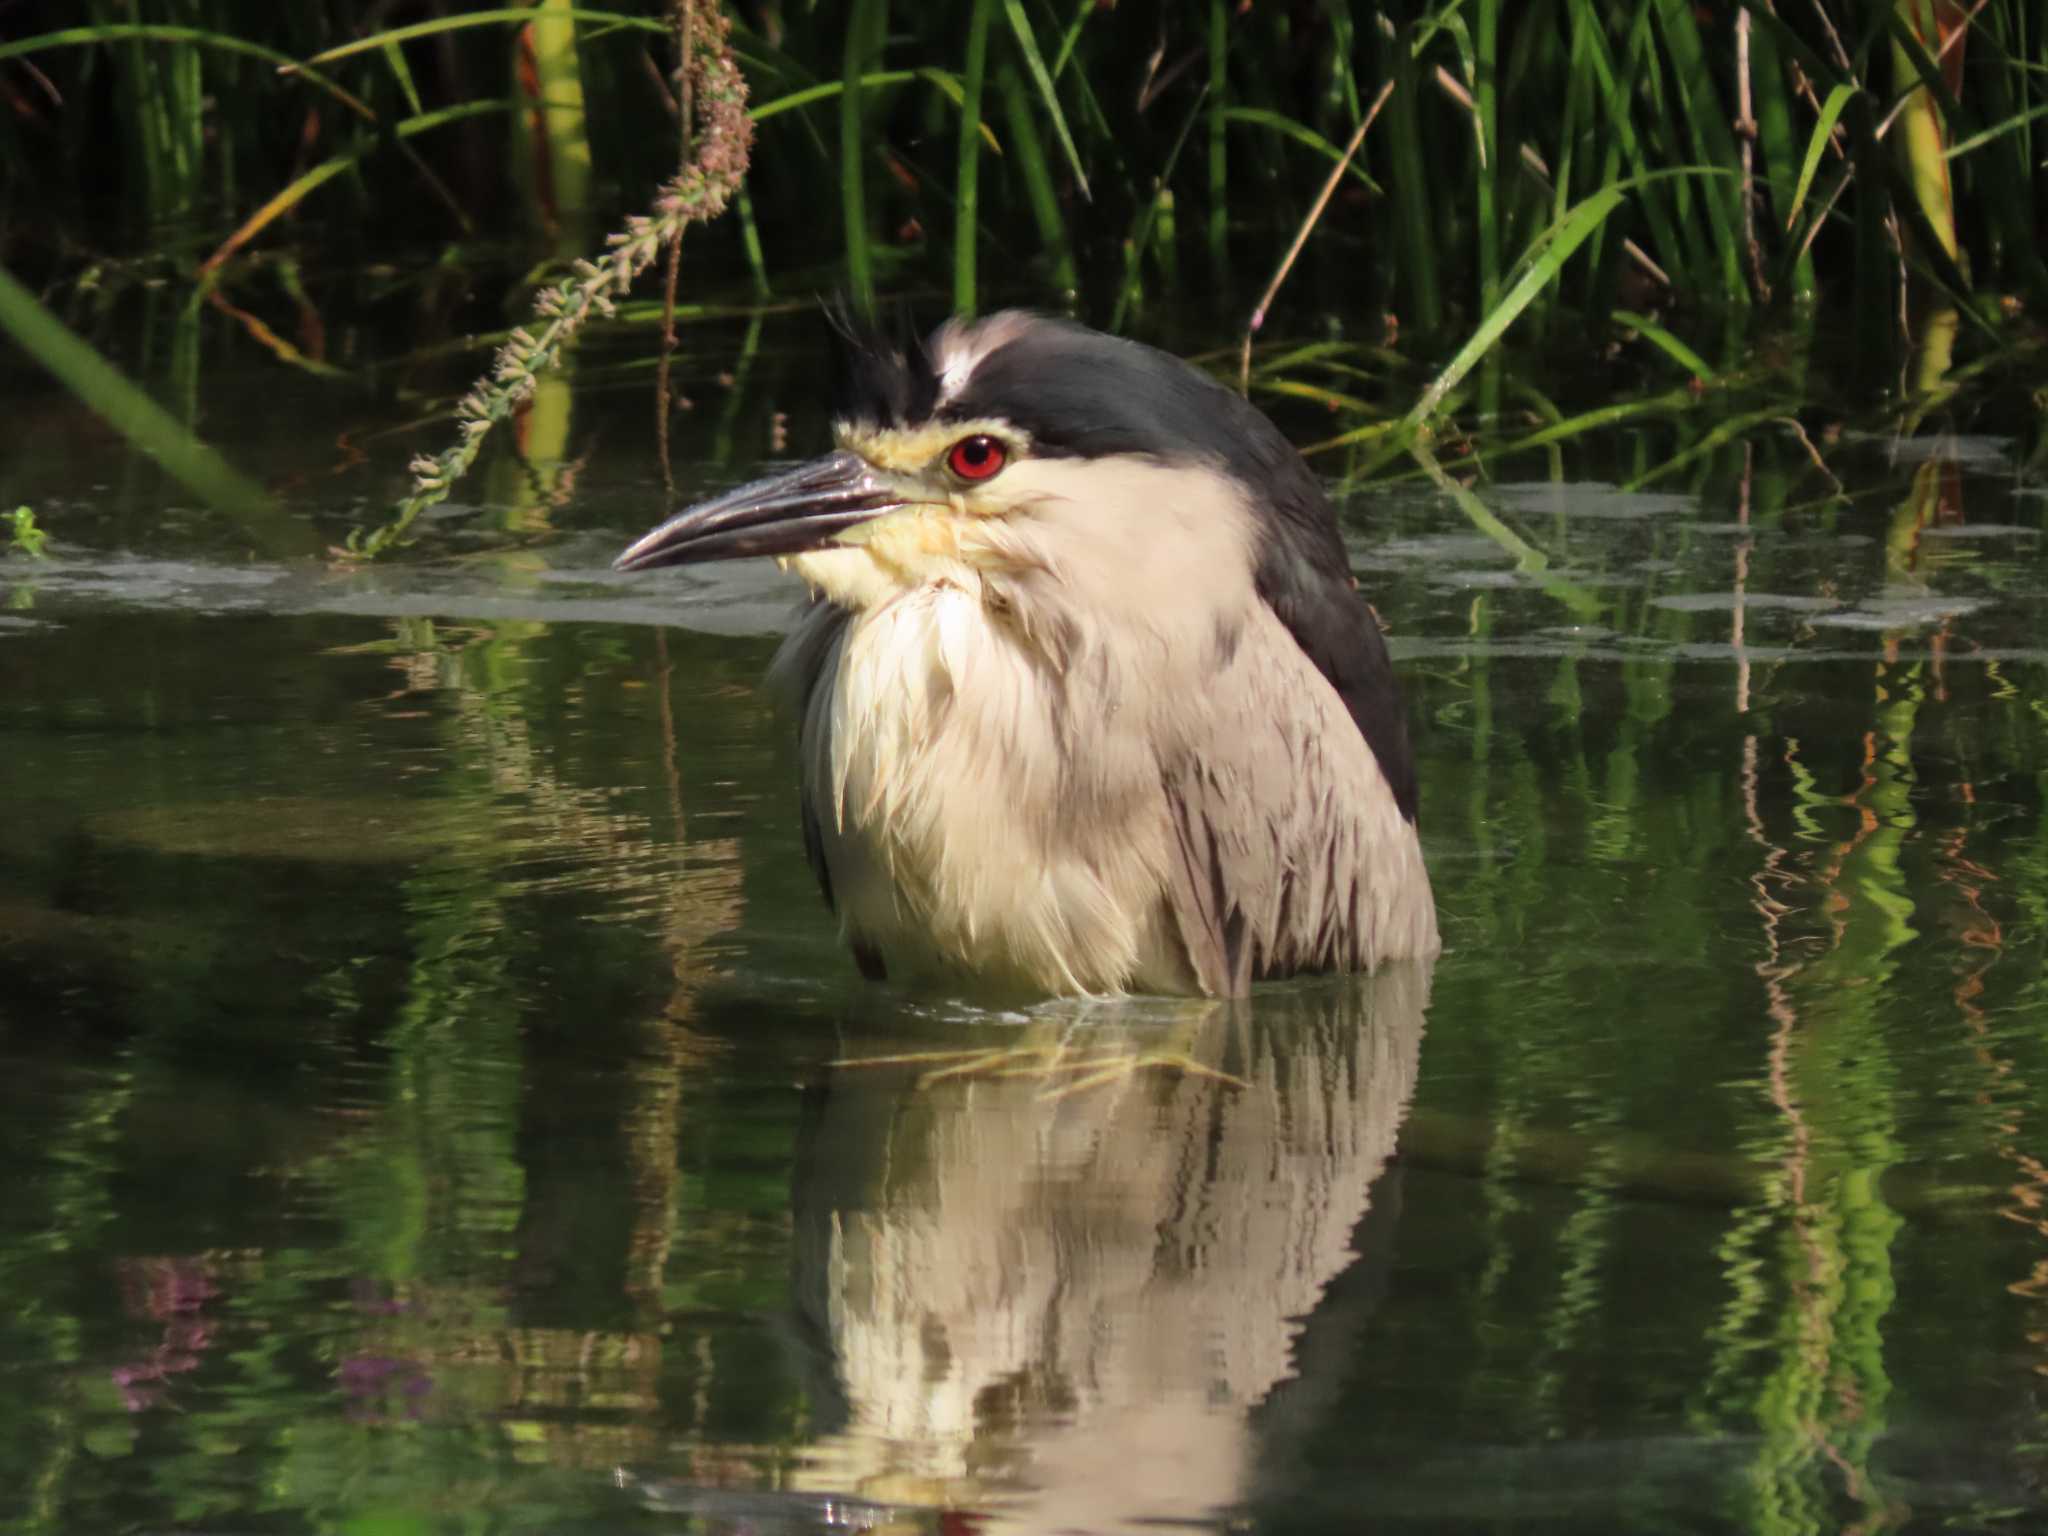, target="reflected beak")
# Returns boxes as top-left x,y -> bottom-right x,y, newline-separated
614,450 -> 910,571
